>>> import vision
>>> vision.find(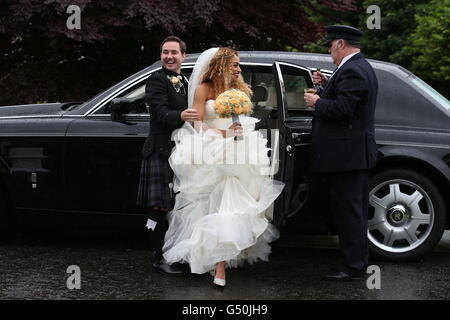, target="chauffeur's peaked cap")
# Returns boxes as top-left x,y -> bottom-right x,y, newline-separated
322,25 -> 363,46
